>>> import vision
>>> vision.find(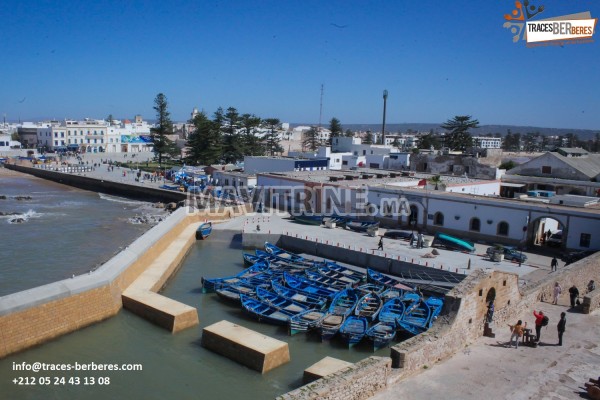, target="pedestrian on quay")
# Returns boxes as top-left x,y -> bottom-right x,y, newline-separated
417,231 -> 424,249
486,300 -> 495,323
508,320 -> 526,348
409,233 -> 415,248
568,284 -> 579,308
551,256 -> 558,272
533,310 -> 546,342
557,312 -> 566,346
377,236 -> 384,251
553,281 -> 562,305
